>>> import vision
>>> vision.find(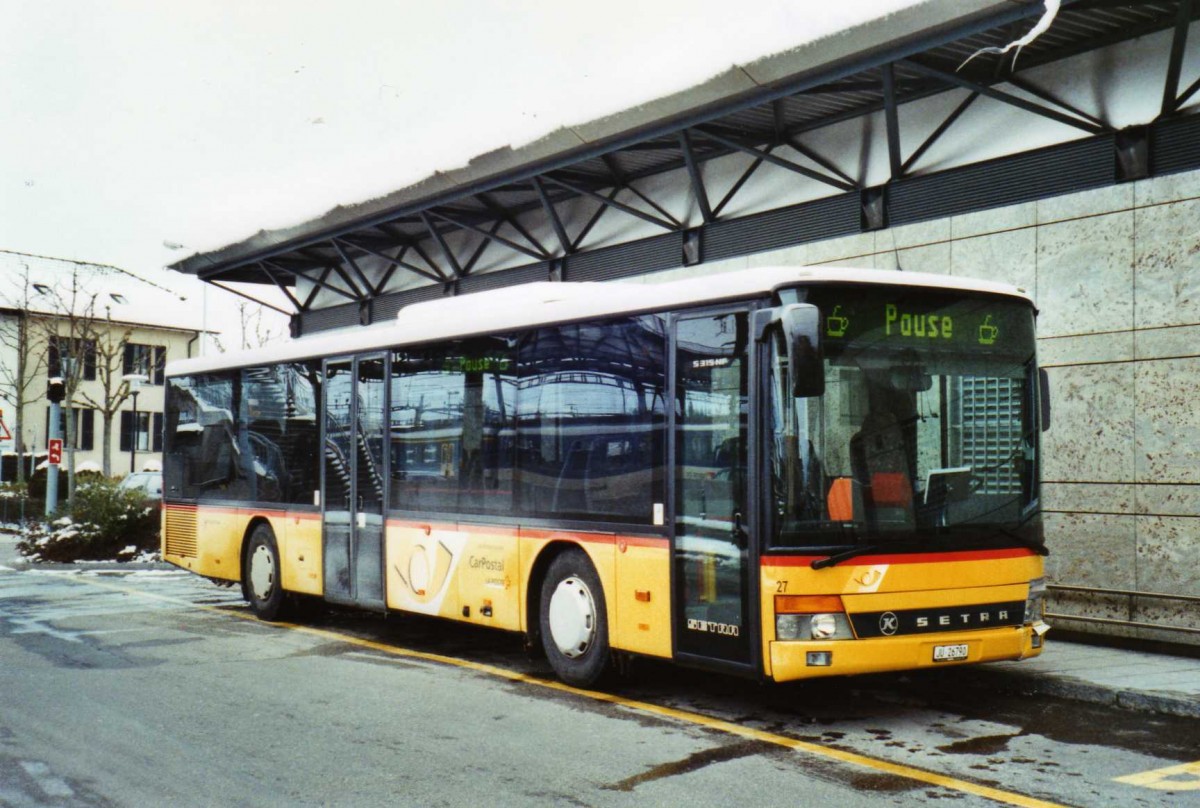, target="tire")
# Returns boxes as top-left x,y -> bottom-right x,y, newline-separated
538,549 -> 611,687
244,524 -> 289,621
